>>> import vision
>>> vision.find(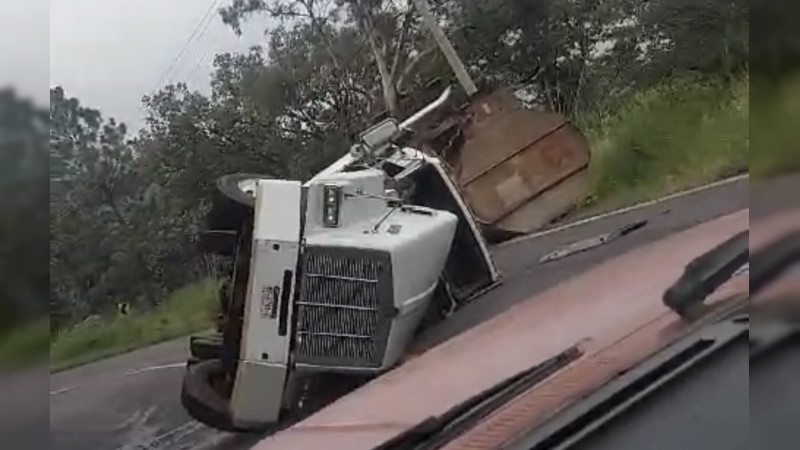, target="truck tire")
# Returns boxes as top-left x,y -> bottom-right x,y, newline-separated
181,359 -> 244,432
188,335 -> 223,363
205,173 -> 270,231
182,359 -> 293,433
